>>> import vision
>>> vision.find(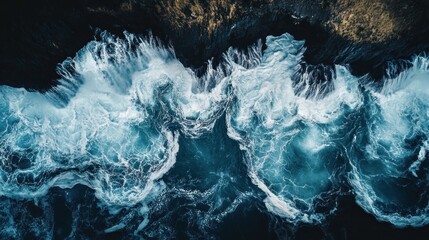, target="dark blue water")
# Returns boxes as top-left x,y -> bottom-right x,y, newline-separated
1,31 -> 429,239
